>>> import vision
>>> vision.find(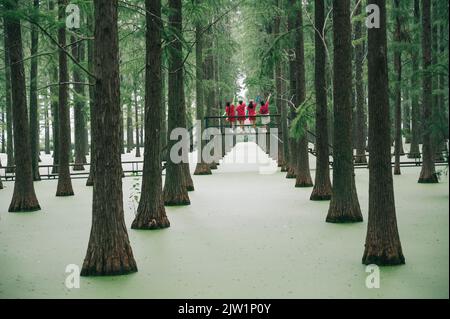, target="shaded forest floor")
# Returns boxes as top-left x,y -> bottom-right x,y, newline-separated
0,143 -> 448,298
